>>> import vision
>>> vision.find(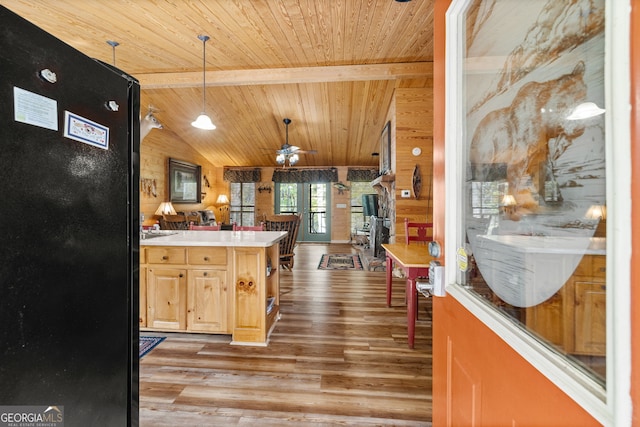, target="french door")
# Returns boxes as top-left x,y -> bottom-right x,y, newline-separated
275,182 -> 330,242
